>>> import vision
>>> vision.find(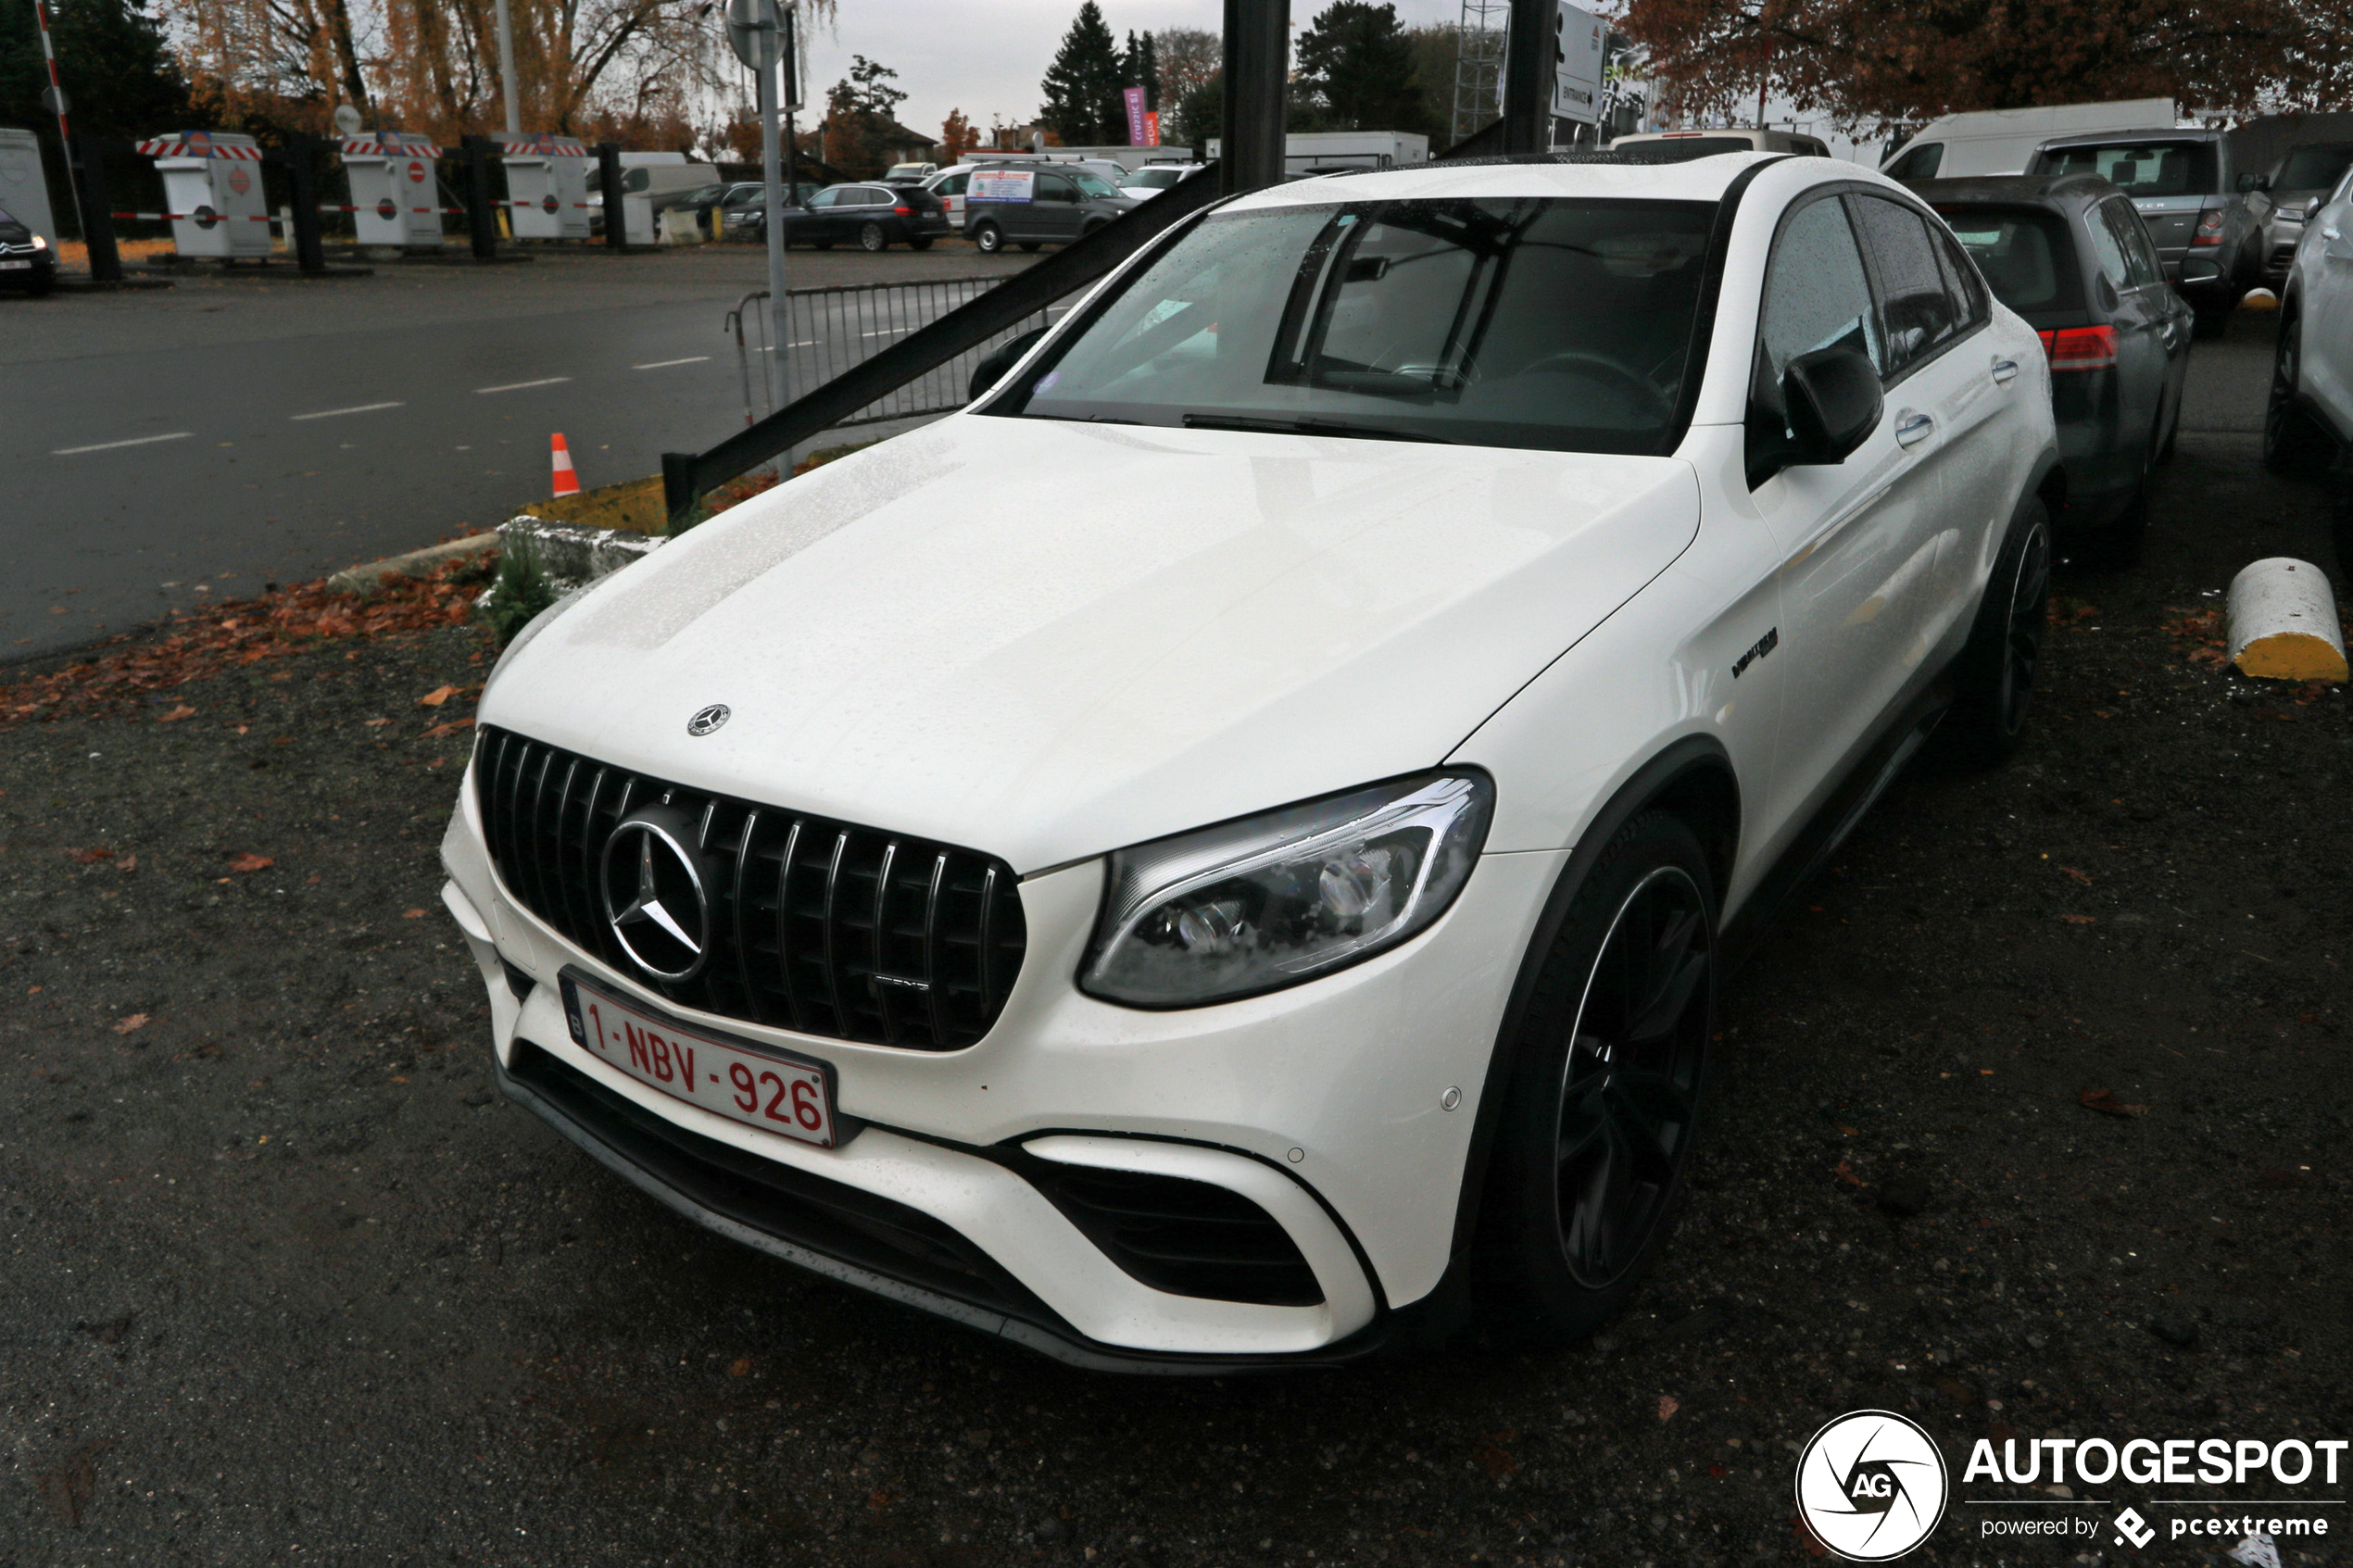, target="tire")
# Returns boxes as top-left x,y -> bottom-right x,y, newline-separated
1478,810 -> 1716,1344
1947,499 -> 2051,766
812,240 -> 833,251
2264,310 -> 2334,476
858,221 -> 887,254
970,221 -> 1004,255
908,235 -> 933,251
1018,241 -> 1042,252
